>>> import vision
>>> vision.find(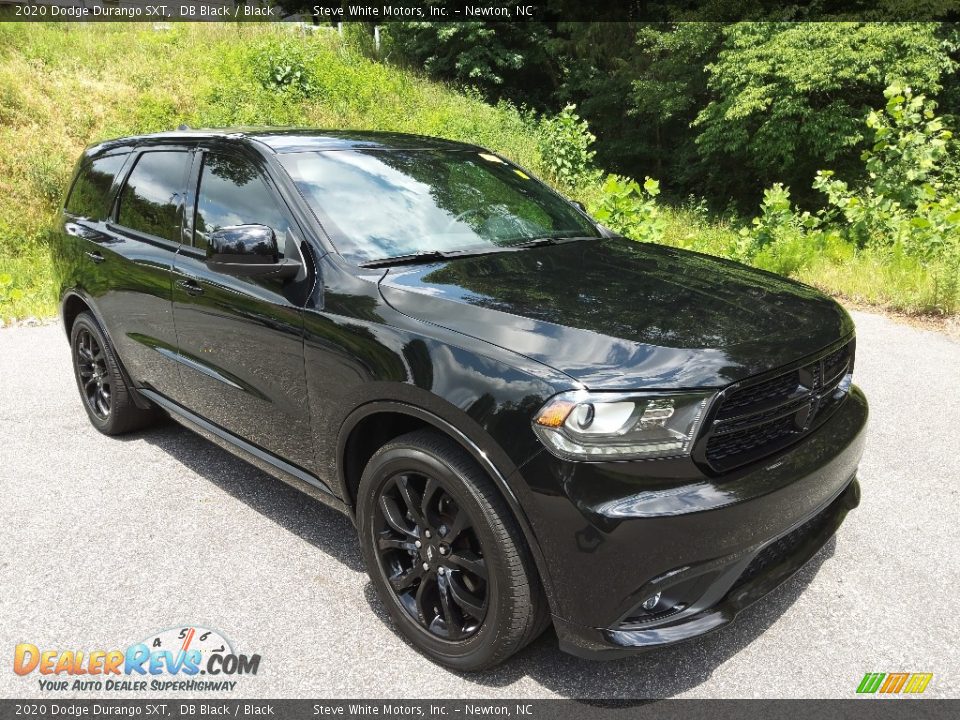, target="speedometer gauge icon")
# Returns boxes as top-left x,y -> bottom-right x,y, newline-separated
138,626 -> 233,667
